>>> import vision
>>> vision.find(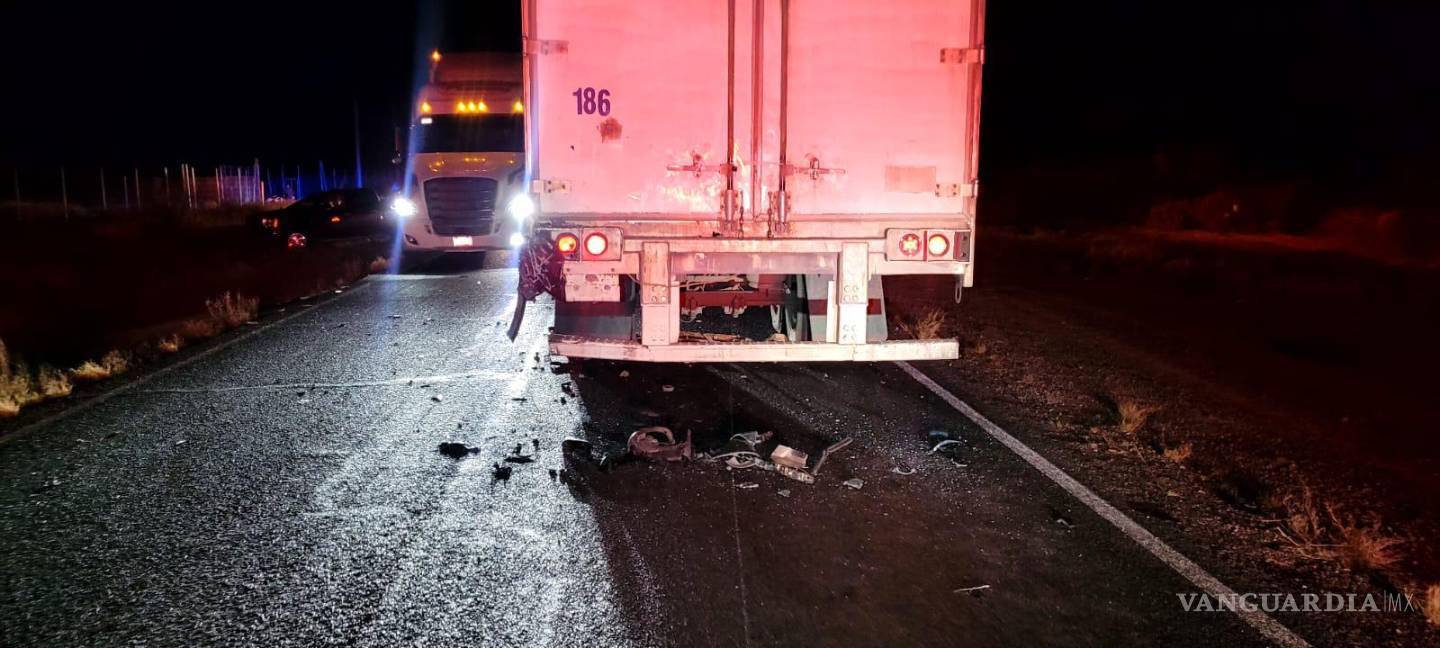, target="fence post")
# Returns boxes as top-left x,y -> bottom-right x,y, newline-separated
163,166 -> 171,206
60,166 -> 69,221
123,176 -> 130,210
133,166 -> 142,210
